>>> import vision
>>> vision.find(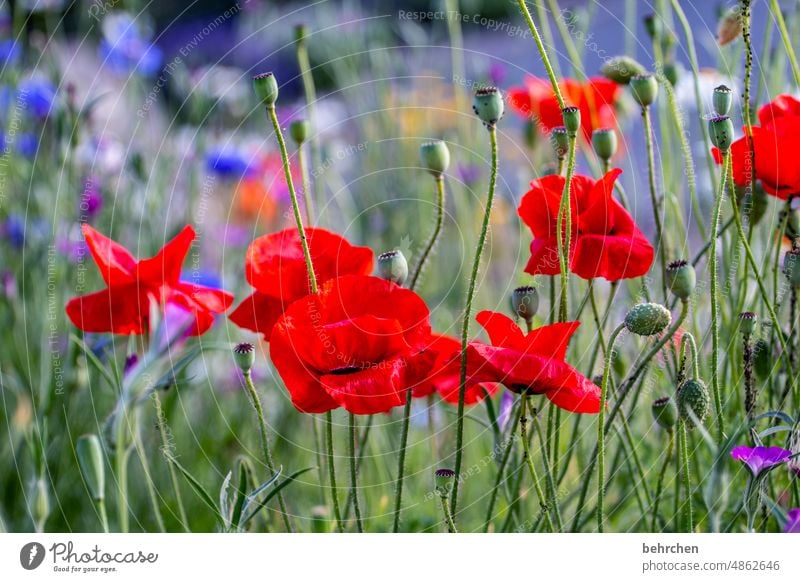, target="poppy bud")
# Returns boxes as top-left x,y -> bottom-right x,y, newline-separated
294,23 -> 308,43
561,106 -> 581,136
510,286 -> 539,323
717,6 -> 743,46
676,378 -> 710,428
643,14 -> 661,40
234,342 -> 256,373
472,86 -> 504,128
652,396 -> 678,430
523,119 -> 538,149
752,338 -> 772,380
253,72 -> 279,107
377,250 -> 408,286
419,140 -> 451,177
665,259 -> 696,300
550,126 -> 569,159
76,434 -> 105,502
434,468 -> 456,497
784,249 -> 800,288
630,74 -> 659,107
713,84 -> 733,116
290,119 -> 310,145
624,303 -> 672,336
708,115 -> 734,151
592,128 -> 617,161
663,62 -> 679,86
738,311 -> 758,336
600,56 -> 646,85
